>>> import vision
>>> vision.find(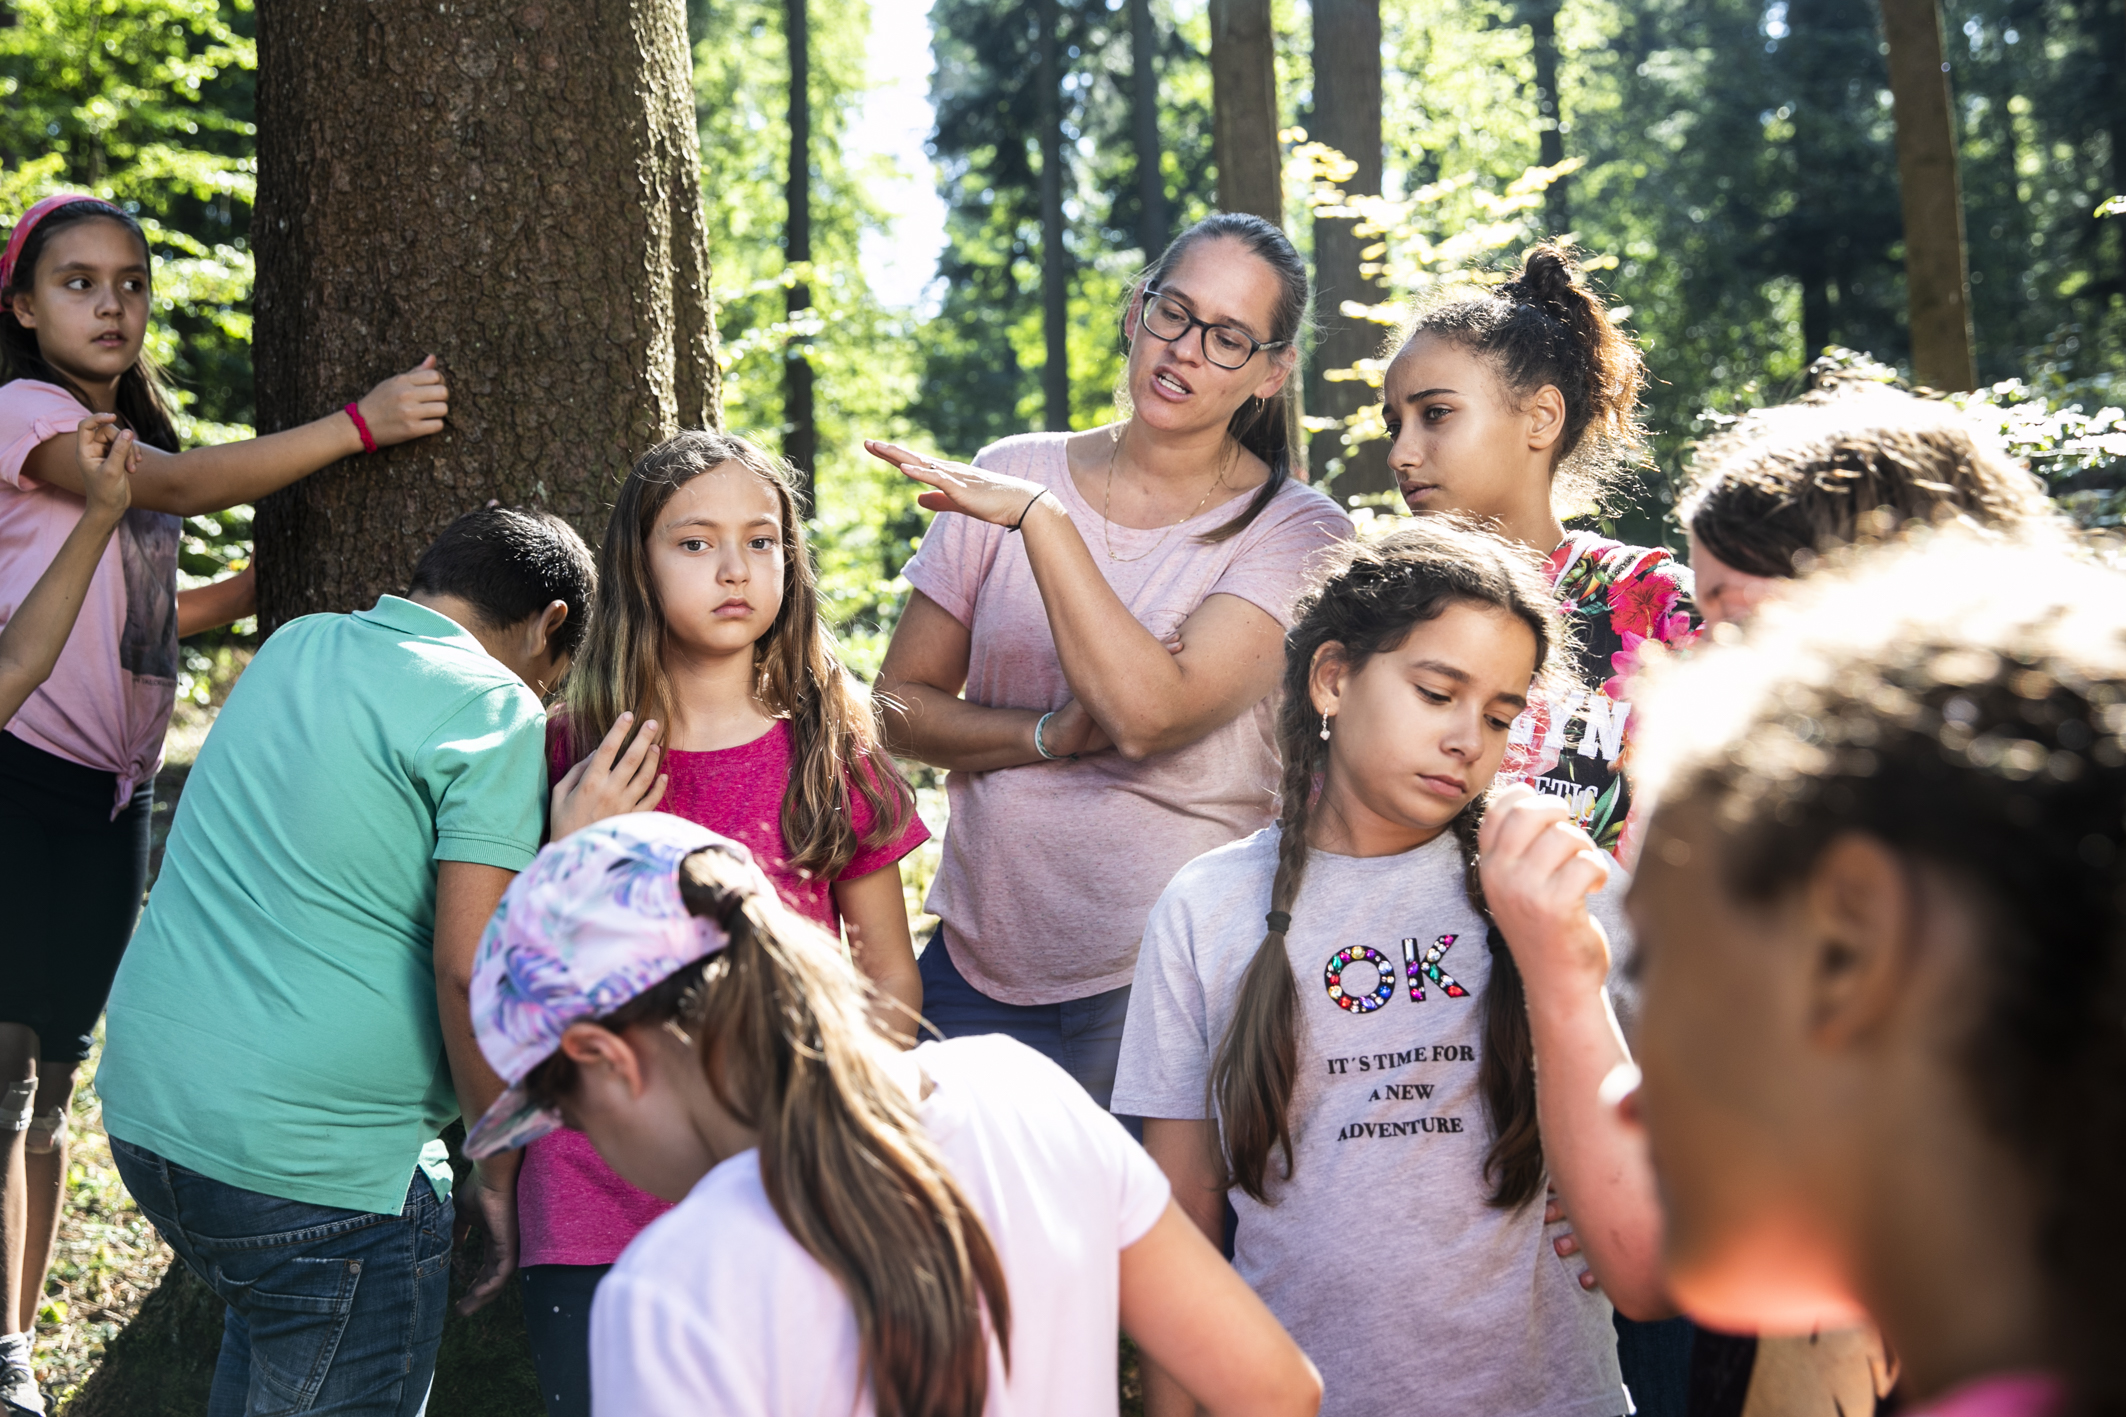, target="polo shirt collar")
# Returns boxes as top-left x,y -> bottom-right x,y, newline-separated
354,594 -> 488,653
